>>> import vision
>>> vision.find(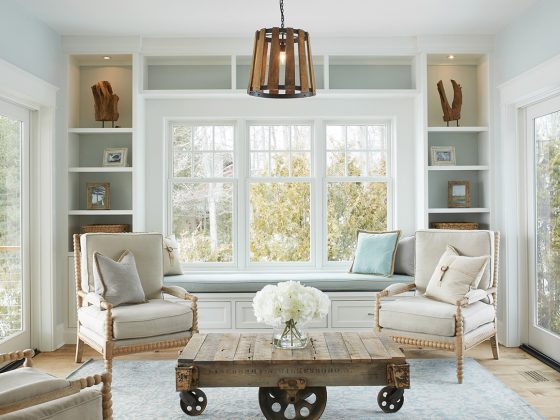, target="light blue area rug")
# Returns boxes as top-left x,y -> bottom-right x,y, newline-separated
70,358 -> 542,419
